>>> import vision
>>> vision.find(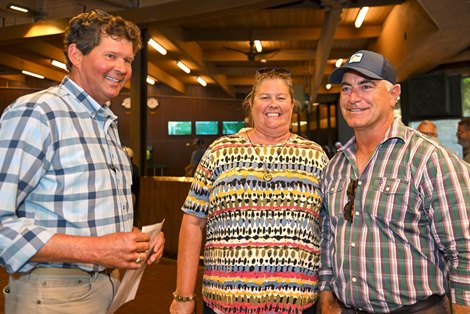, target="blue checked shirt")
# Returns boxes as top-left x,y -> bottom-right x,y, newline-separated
0,77 -> 133,273
320,118 -> 470,312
